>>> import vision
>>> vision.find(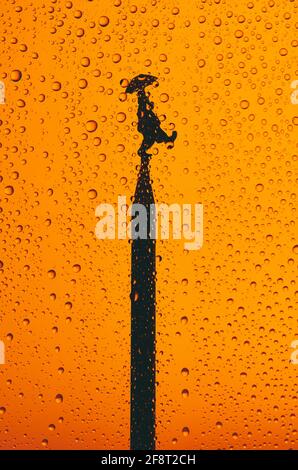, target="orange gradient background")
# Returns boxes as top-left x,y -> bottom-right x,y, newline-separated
0,0 -> 298,450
